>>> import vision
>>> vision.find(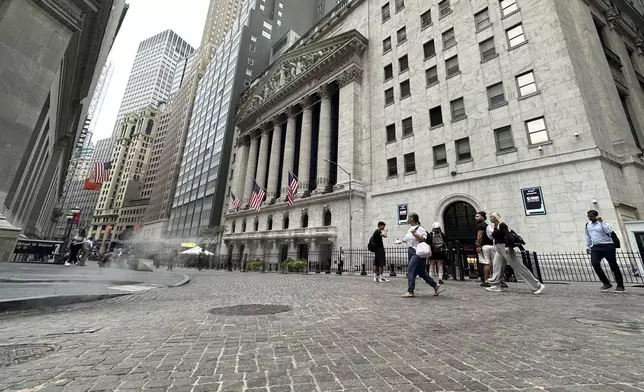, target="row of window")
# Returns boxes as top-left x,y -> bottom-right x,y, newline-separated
386,116 -> 550,178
